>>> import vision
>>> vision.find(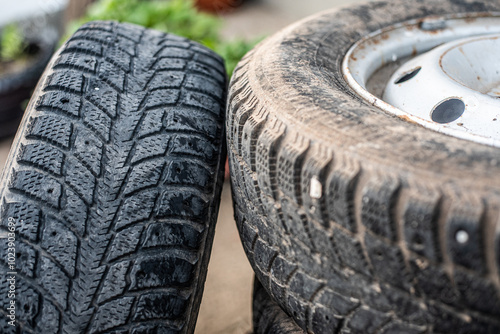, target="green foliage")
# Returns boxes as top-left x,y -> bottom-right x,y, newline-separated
65,0 -> 261,76
1,24 -> 27,62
